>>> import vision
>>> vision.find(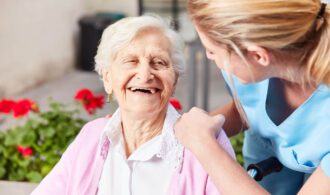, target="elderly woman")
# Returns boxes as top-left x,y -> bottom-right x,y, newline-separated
31,15 -> 235,195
